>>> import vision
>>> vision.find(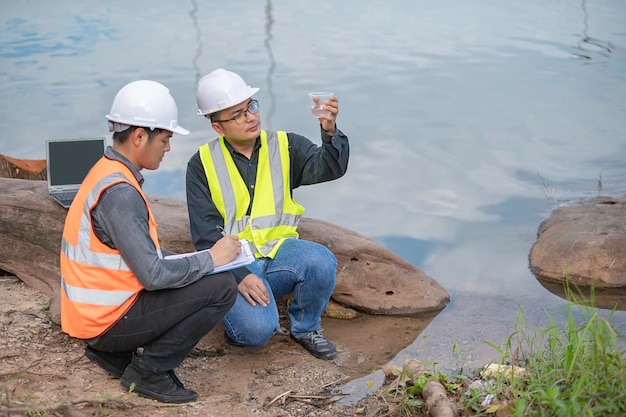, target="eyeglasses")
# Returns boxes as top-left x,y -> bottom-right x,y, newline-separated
212,100 -> 260,125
